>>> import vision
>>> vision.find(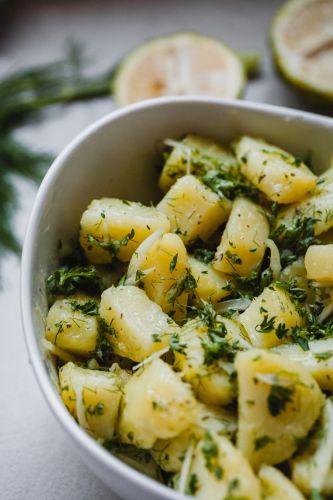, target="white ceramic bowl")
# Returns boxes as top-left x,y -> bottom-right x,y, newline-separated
21,97 -> 333,500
